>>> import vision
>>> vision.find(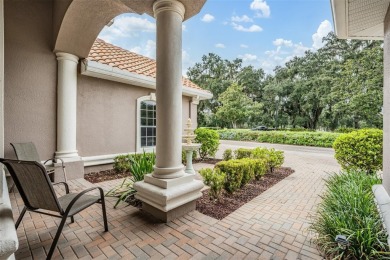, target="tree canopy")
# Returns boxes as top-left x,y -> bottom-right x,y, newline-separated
187,33 -> 383,130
